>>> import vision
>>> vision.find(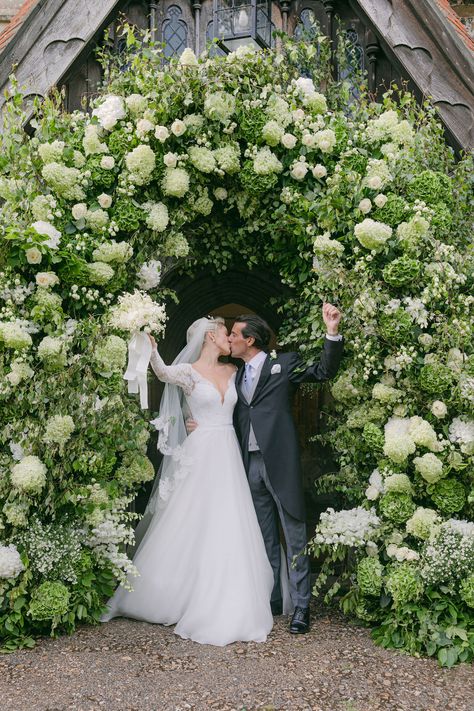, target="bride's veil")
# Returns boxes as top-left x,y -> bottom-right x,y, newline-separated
133,316 -> 223,550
